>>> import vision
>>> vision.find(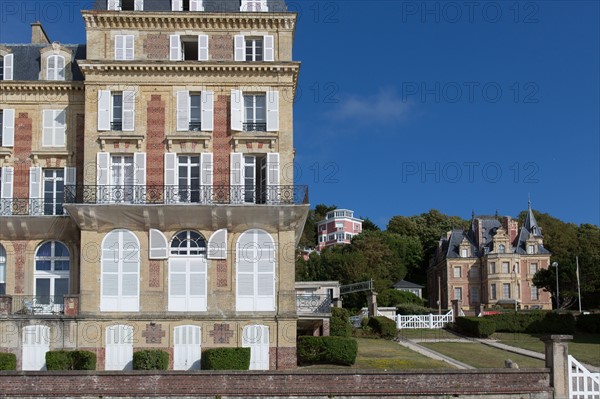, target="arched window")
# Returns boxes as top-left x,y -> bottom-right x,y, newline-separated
236,229 -> 275,312
101,229 -> 140,312
168,231 -> 207,311
46,55 -> 65,81
0,244 -> 6,295
498,244 -> 506,254
34,241 -> 69,311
